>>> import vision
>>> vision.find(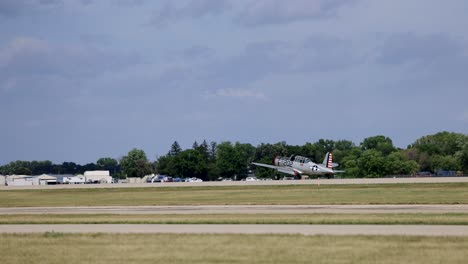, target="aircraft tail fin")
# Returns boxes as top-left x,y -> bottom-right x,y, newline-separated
322,152 -> 334,169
